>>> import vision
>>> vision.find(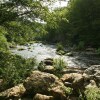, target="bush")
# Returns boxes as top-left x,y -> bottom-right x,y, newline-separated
56,43 -> 64,51
96,48 -> 100,55
0,51 -> 36,91
0,26 -> 9,51
53,58 -> 66,72
85,87 -> 100,100
76,41 -> 85,50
